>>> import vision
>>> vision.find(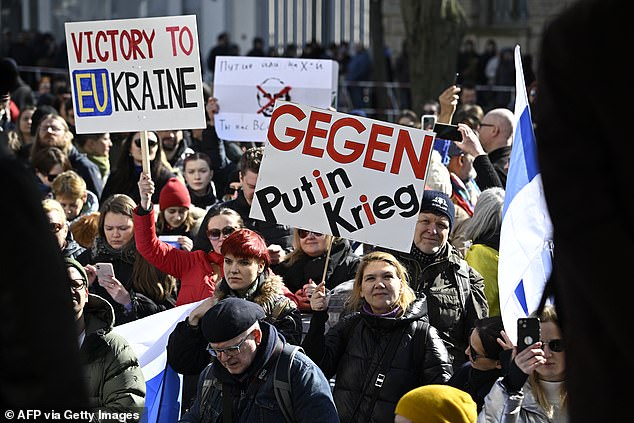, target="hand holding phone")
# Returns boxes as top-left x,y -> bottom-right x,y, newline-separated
517,317 -> 541,352
95,262 -> 115,282
422,114 -> 437,130
434,122 -> 463,142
